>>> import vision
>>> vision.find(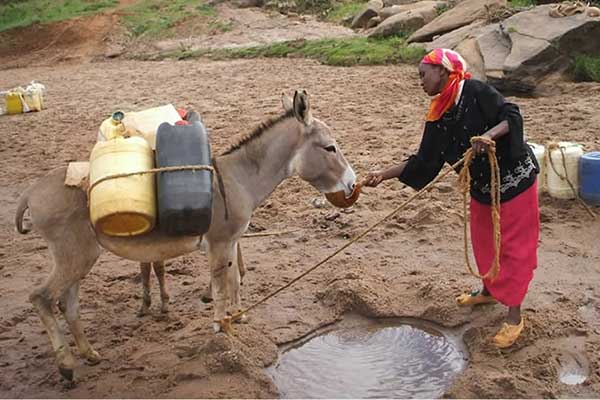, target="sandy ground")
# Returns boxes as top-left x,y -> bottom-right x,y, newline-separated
1,5 -> 600,399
